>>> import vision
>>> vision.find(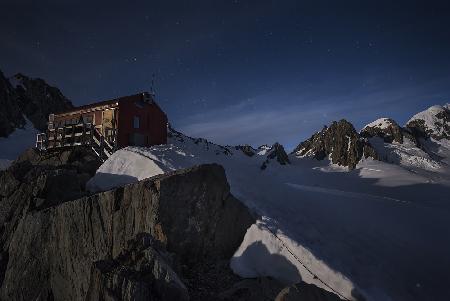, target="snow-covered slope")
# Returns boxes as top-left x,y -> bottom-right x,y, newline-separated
361,106 -> 450,174
88,127 -> 450,301
406,104 -> 450,140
